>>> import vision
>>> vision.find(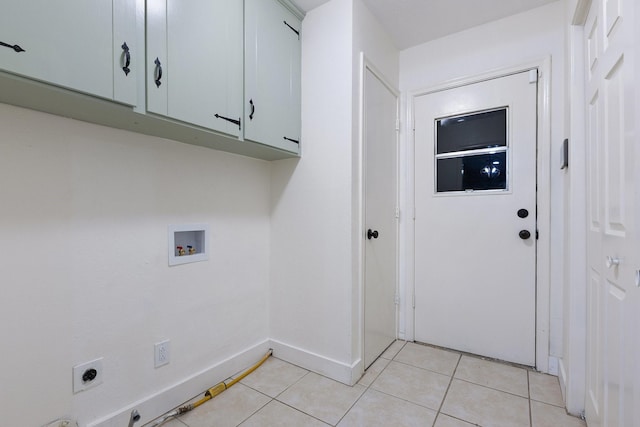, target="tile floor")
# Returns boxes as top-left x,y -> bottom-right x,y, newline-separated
145,341 -> 587,427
